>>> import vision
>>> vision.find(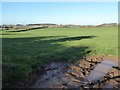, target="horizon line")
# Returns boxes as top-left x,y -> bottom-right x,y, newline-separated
0,22 -> 118,26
